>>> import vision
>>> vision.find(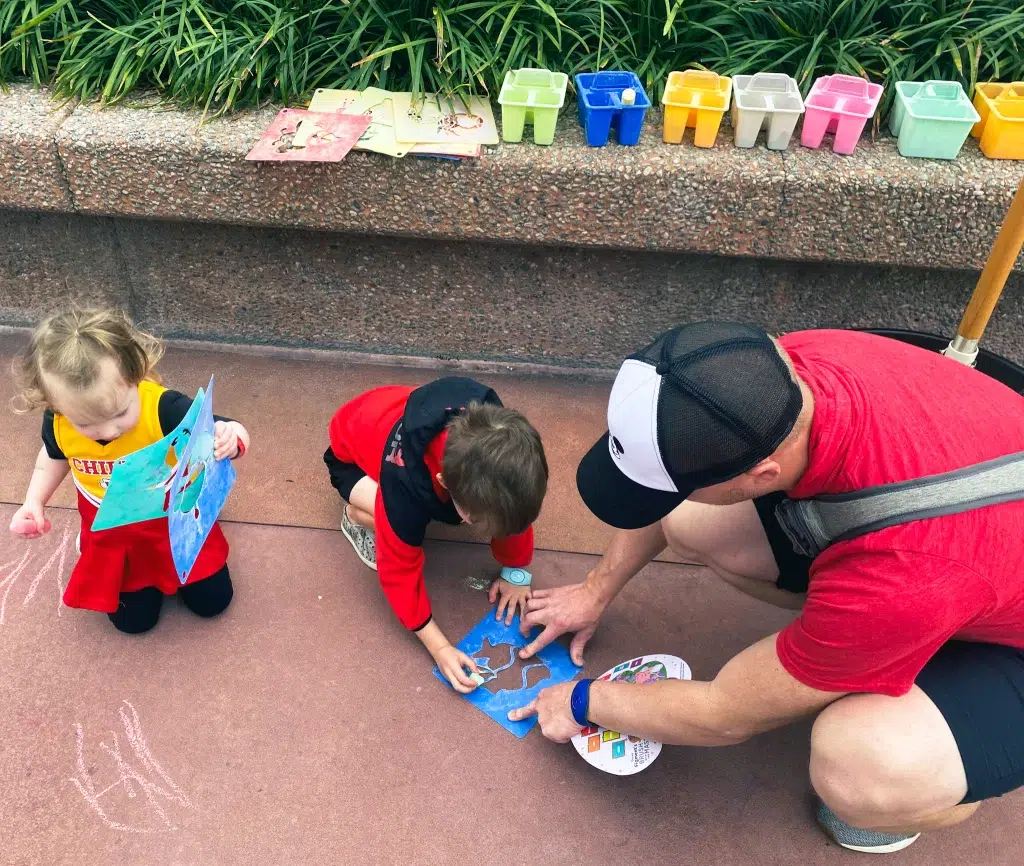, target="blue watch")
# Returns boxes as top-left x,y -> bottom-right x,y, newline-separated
570,678 -> 594,726
500,566 -> 532,586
